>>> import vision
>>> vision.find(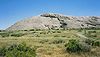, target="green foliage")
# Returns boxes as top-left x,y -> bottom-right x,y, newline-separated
51,39 -> 65,44
29,29 -> 35,31
0,32 -> 9,37
88,31 -> 96,33
40,31 -> 46,34
24,30 -> 28,31
52,31 -> 56,33
65,39 -> 91,53
56,31 -> 61,33
54,35 -> 59,37
85,39 -> 94,45
93,41 -> 100,47
65,39 -> 81,53
11,33 -> 25,37
86,30 -> 97,37
0,30 -> 2,32
79,43 -> 91,52
78,29 -> 82,32
39,39 -> 49,44
85,39 -> 100,47
0,43 -> 36,57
